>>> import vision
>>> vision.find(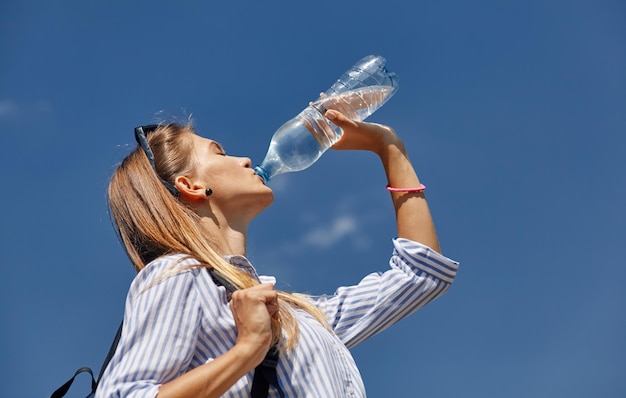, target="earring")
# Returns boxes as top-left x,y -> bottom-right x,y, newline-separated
205,188 -> 213,197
